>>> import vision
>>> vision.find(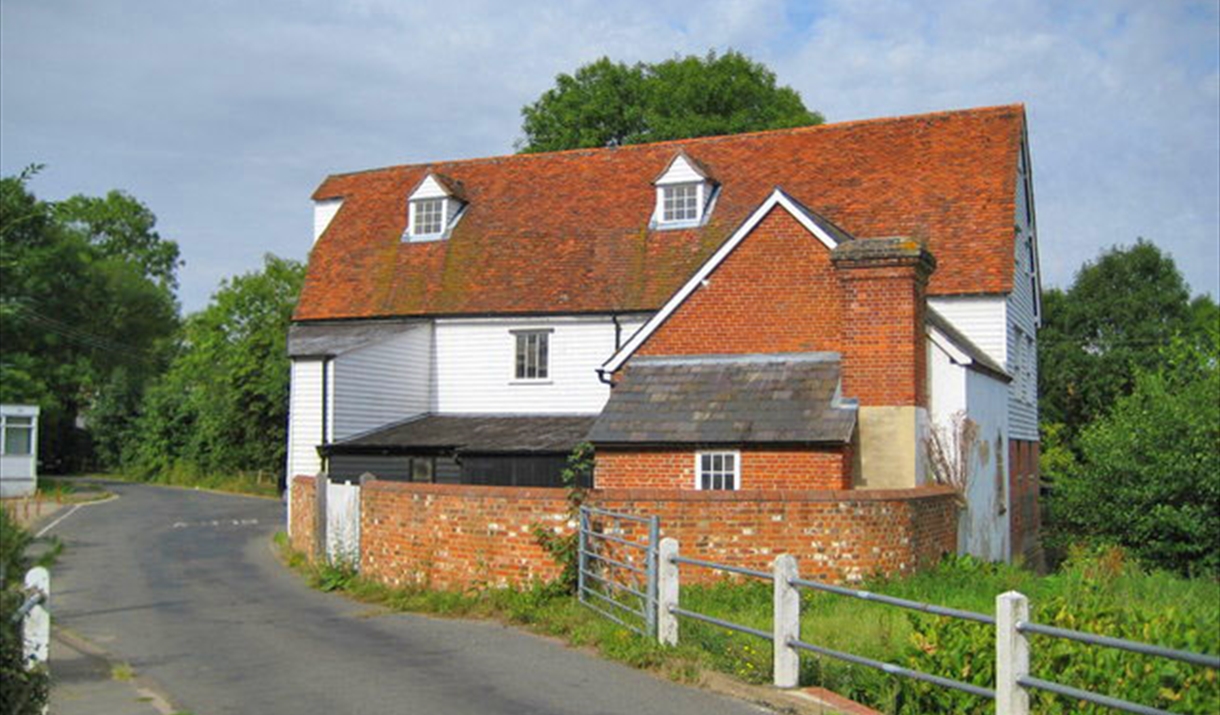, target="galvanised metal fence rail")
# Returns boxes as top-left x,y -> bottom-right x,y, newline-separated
577,506 -> 659,637
649,537 -> 1219,715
